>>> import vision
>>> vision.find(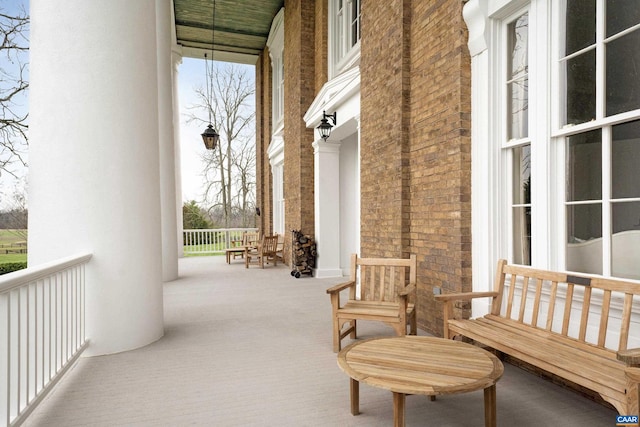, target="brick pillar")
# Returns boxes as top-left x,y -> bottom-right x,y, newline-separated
284,0 -> 316,237
256,51 -> 272,235
360,0 -> 411,259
